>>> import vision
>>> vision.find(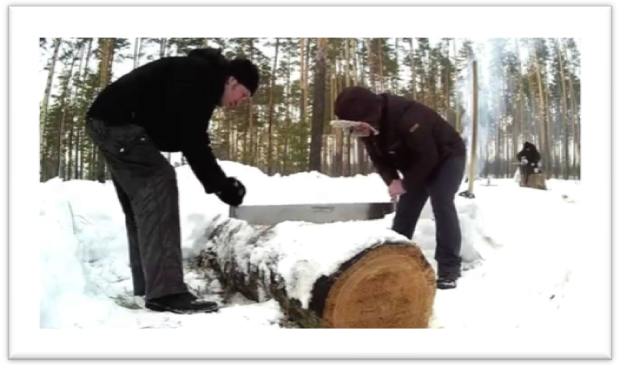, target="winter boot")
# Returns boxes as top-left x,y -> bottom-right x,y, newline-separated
145,292 -> 219,314
437,273 -> 459,290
